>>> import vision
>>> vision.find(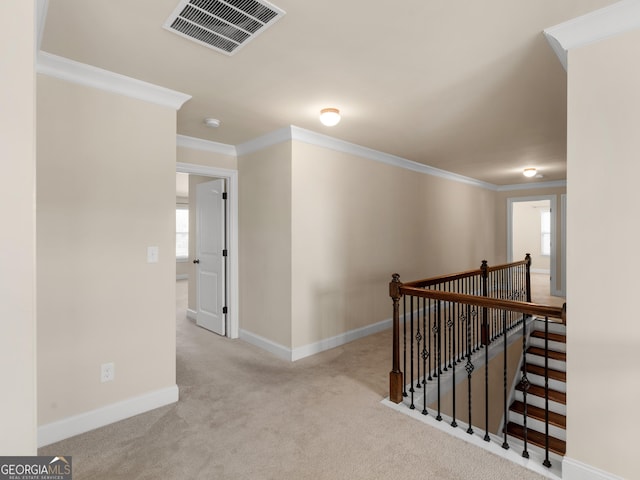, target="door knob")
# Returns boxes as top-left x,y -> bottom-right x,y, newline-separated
193,259 -> 200,264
